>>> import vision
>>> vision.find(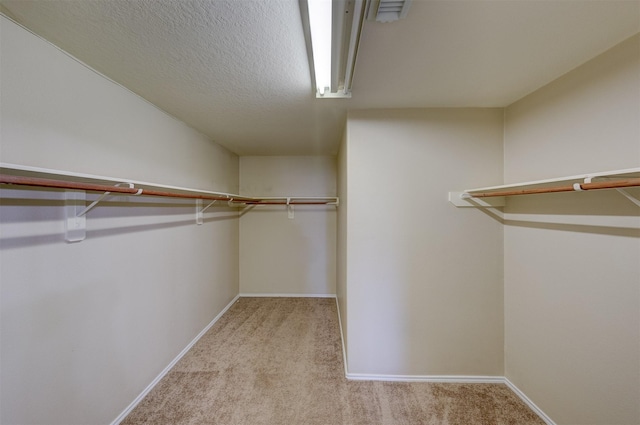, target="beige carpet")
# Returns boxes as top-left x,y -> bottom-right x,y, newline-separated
122,298 -> 545,425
